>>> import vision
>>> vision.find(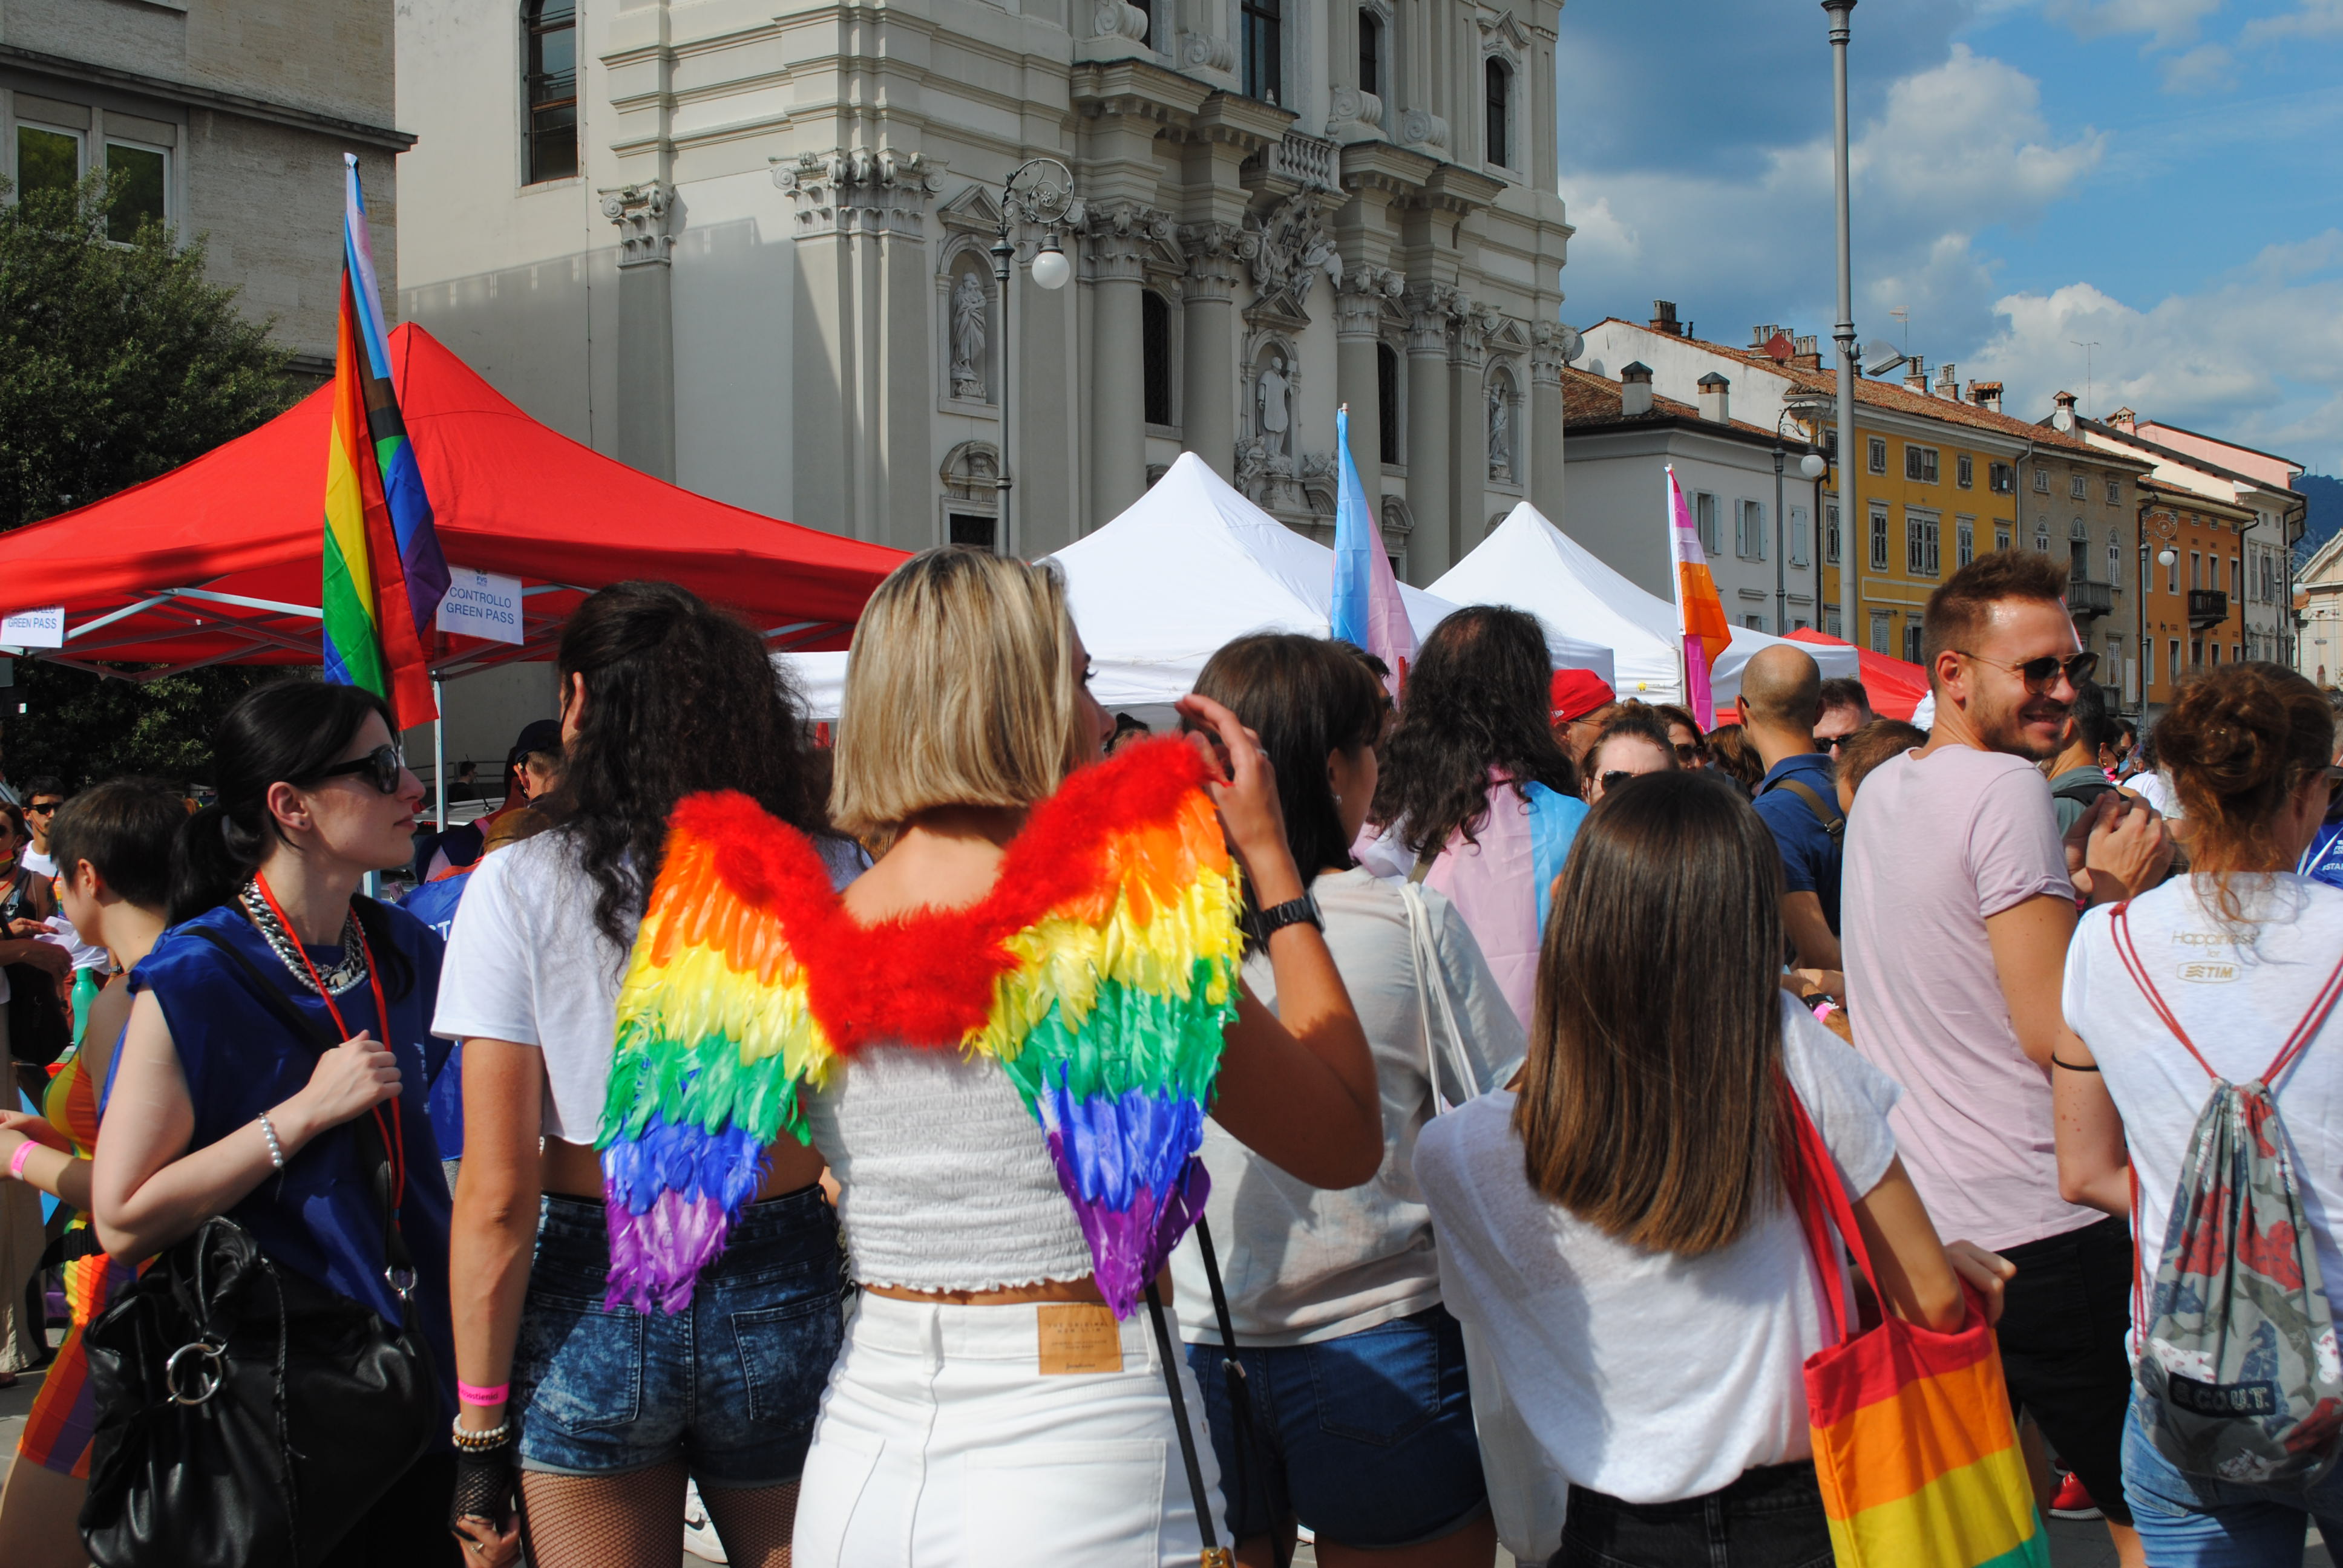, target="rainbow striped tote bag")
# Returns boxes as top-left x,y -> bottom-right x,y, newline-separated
1785,1096 -> 2050,1568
